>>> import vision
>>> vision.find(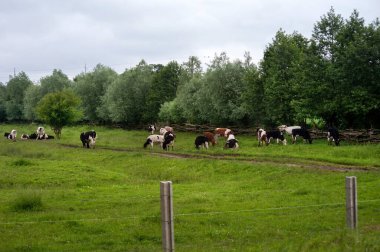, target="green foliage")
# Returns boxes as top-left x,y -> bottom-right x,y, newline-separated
23,85 -> 42,121
36,91 -> 82,138
4,72 -> 33,121
73,64 -> 117,122
40,69 -> 72,96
